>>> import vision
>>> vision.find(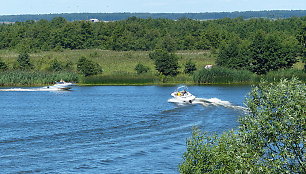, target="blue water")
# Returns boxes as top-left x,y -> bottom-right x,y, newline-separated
0,85 -> 250,174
